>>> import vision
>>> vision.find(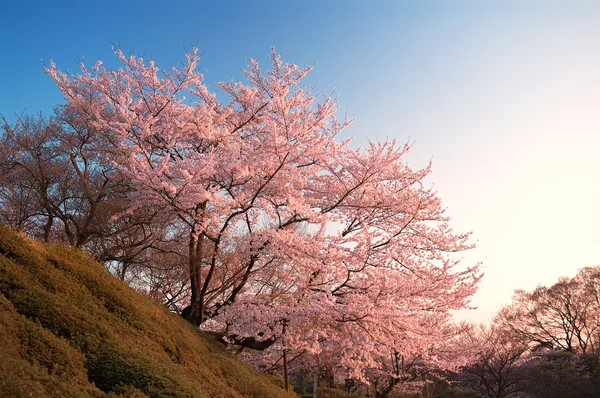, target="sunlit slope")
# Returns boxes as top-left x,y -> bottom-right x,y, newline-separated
0,225 -> 294,398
